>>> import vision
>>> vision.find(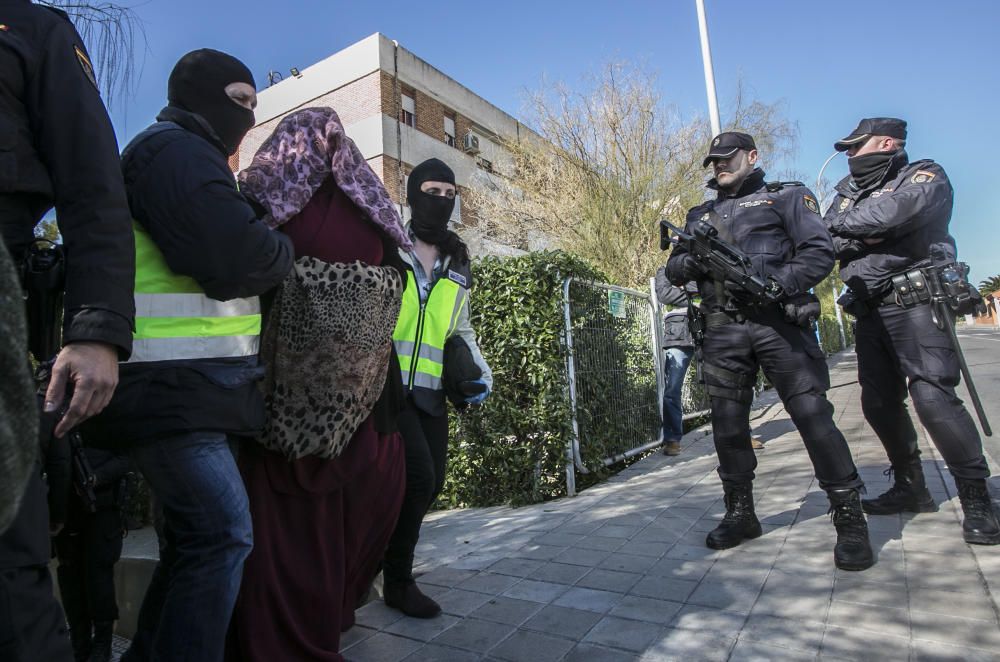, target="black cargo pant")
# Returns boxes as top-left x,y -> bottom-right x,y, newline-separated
54,494 -> 123,629
855,302 -> 989,479
702,311 -> 862,491
383,402 -> 449,585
